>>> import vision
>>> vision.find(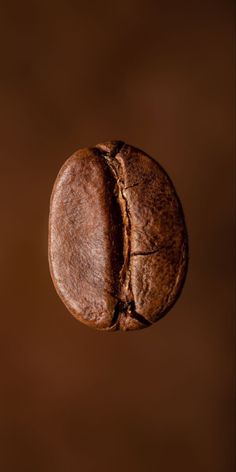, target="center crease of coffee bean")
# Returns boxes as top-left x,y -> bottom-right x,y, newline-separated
95,143 -> 151,329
